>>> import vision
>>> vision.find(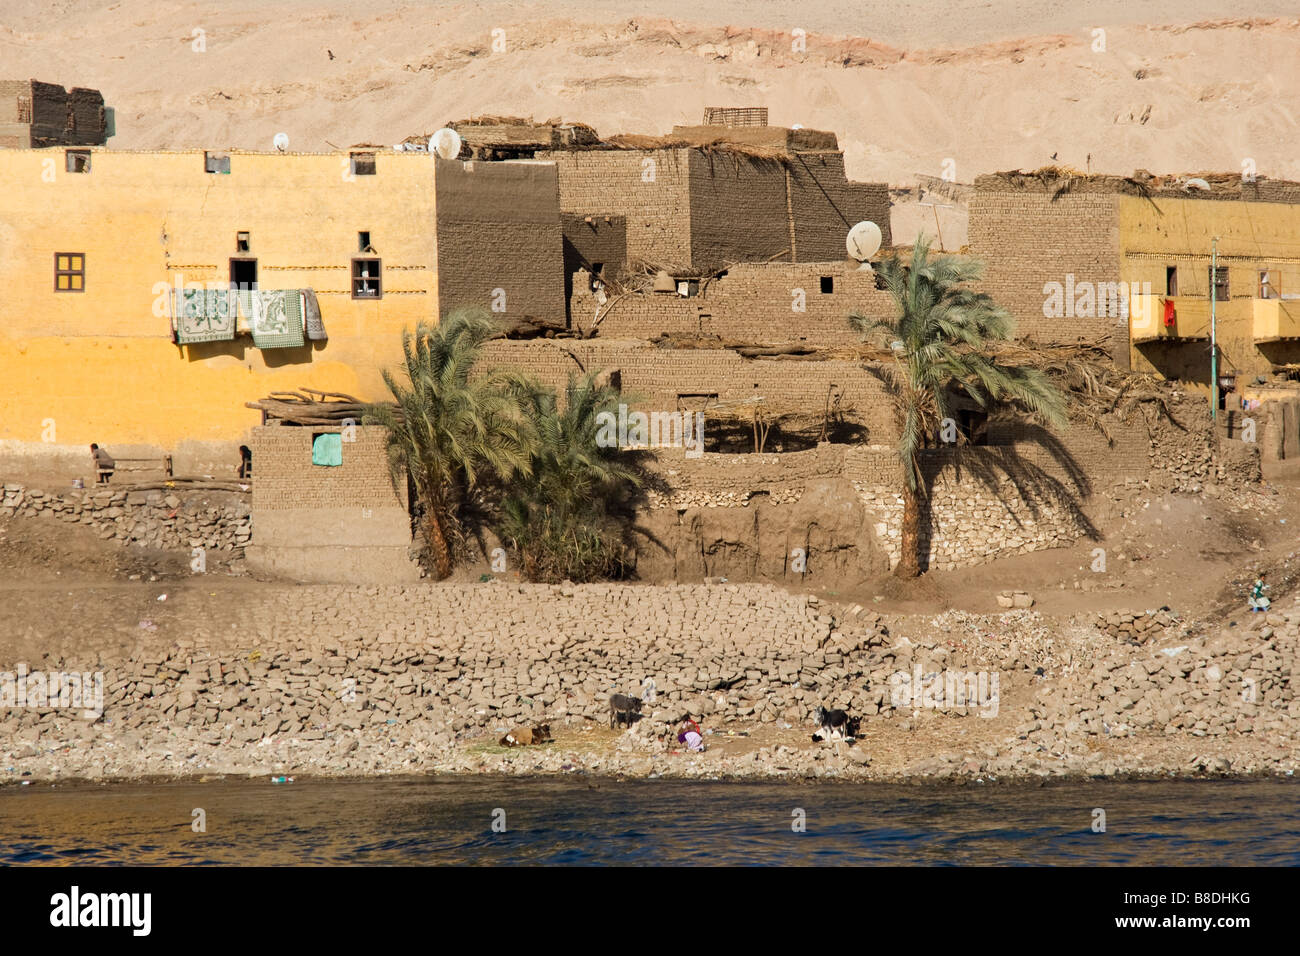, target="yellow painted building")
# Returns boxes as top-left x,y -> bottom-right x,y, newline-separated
0,147 -> 565,473
1123,194 -> 1300,409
